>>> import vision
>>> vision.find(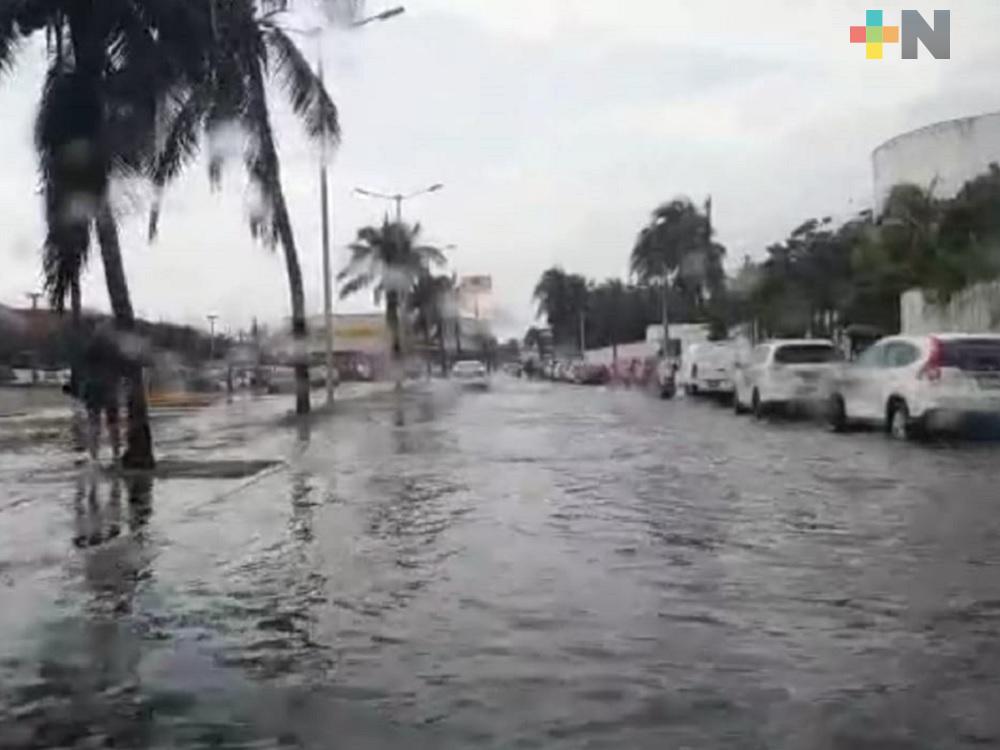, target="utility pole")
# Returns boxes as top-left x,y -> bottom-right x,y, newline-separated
207,314 -> 218,361
25,292 -> 42,384
282,9 -> 406,405
316,46 -> 336,406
